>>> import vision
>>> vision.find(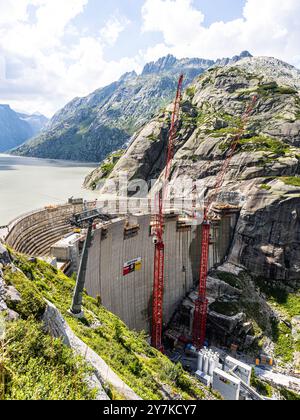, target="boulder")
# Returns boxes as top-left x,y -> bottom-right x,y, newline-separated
209,311 -> 246,334
0,244 -> 10,266
0,277 -> 7,312
6,286 -> 22,304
